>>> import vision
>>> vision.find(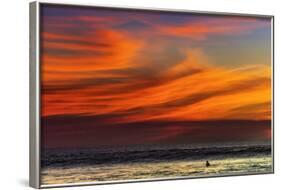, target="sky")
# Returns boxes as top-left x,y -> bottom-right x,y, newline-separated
40,4 -> 272,149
